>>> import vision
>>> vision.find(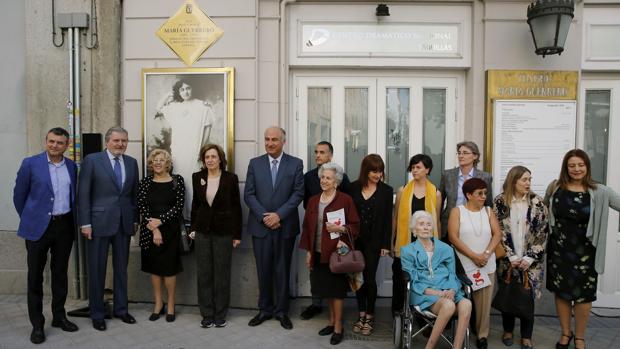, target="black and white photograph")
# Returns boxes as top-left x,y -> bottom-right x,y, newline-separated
142,67 -> 235,220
